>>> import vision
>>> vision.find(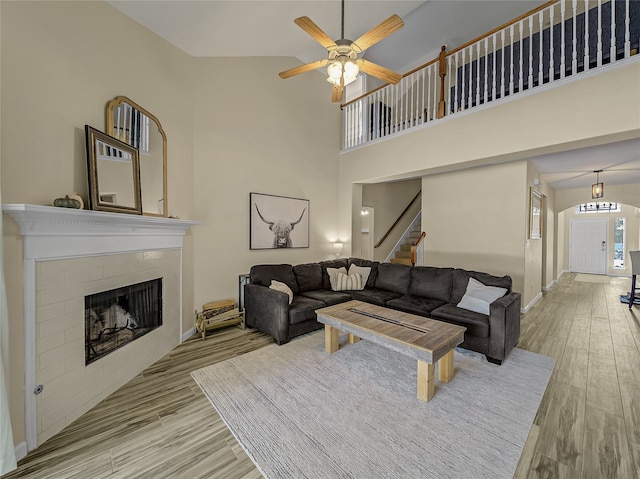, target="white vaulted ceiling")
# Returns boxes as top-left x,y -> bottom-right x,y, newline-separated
107,0 -> 640,191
